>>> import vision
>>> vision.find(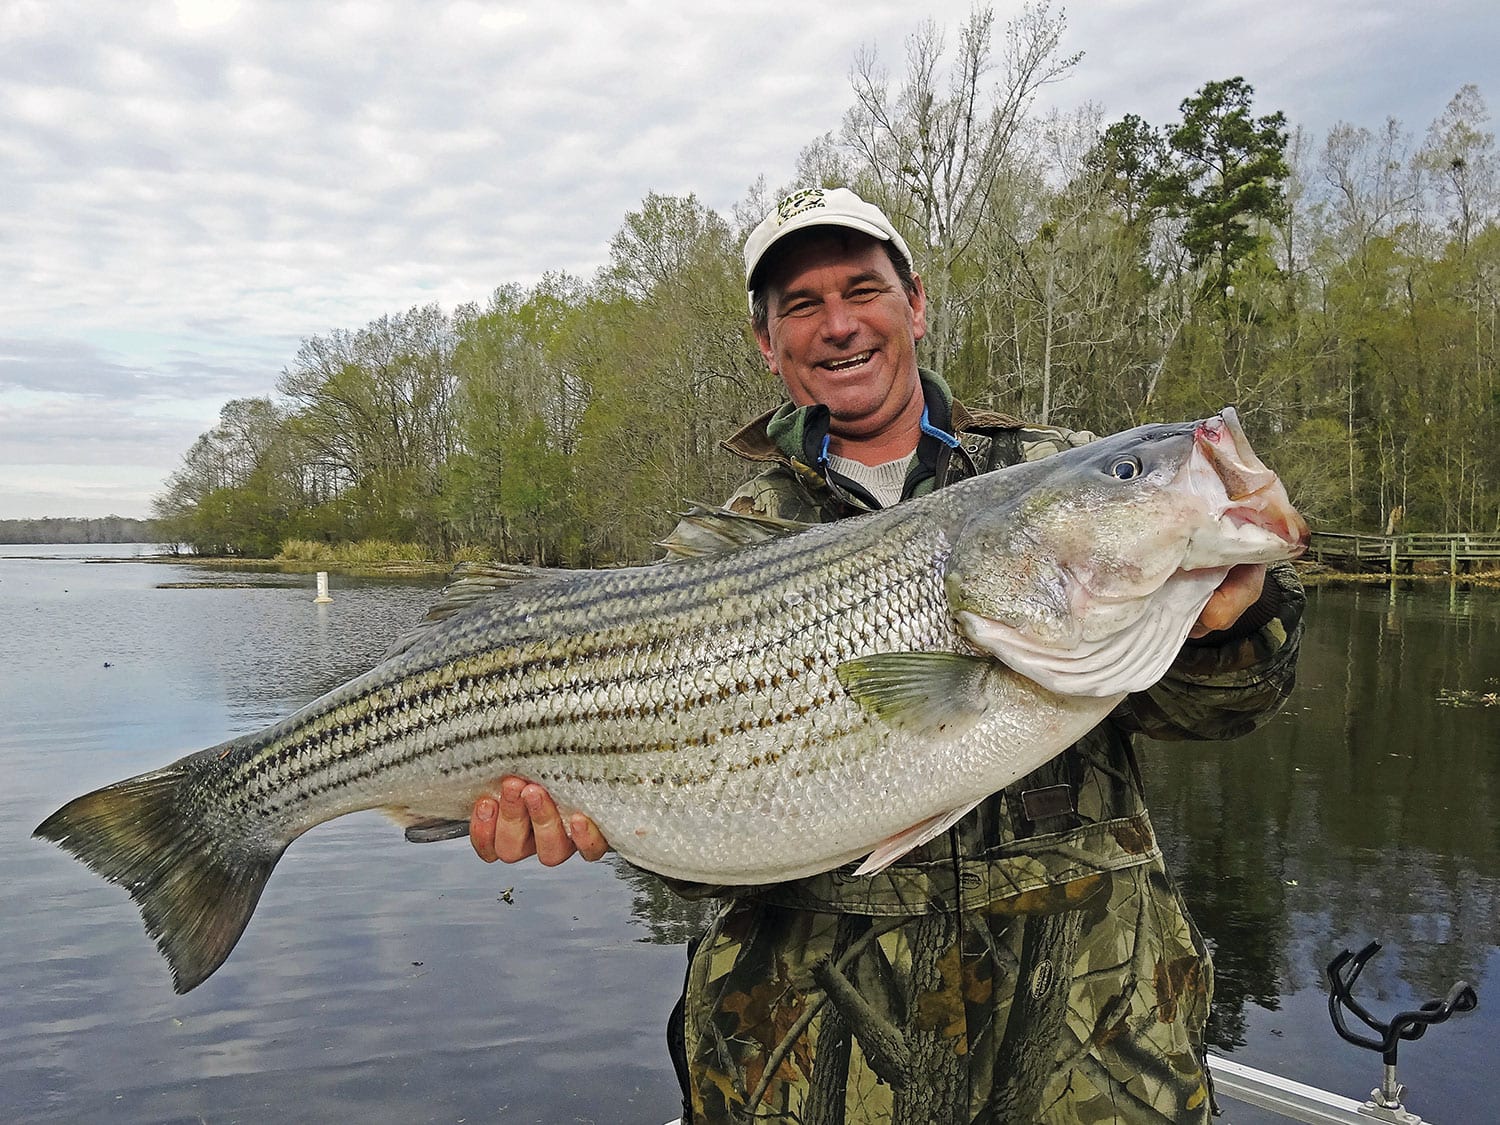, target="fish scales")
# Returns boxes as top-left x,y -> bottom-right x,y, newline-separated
223,503 -> 959,836
34,410 -> 1310,992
